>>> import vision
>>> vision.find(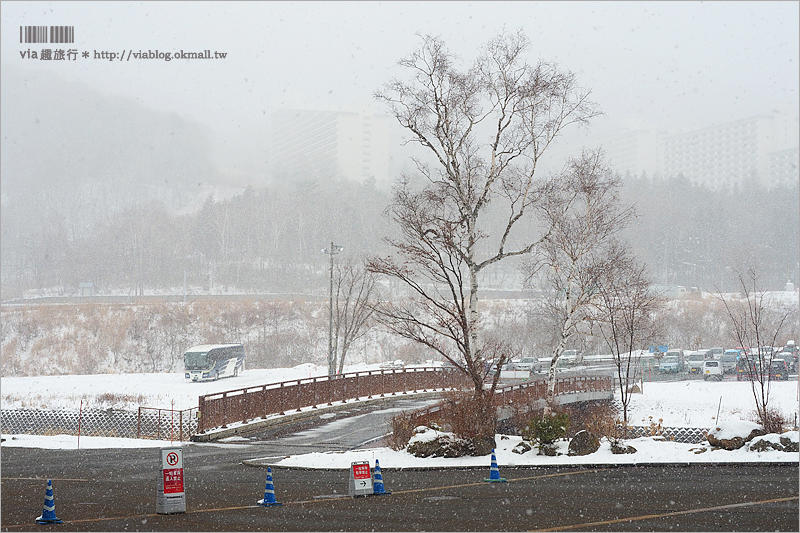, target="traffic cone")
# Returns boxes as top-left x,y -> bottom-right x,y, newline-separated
35,479 -> 63,524
257,467 -> 282,506
484,449 -> 507,483
371,459 -> 391,495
